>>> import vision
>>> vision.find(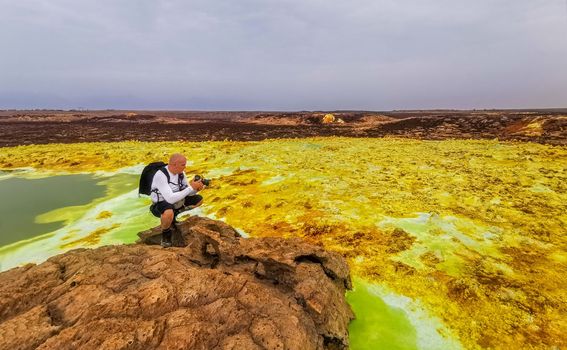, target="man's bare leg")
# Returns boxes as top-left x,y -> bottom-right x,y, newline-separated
160,209 -> 174,247
161,209 -> 174,230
